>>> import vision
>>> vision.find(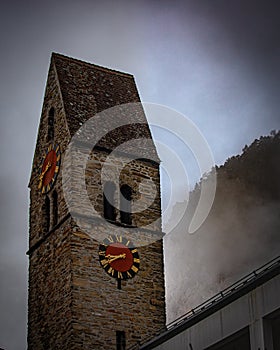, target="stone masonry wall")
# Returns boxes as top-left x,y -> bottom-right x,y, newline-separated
29,59 -> 71,247
71,228 -> 165,350
28,58 -> 74,349
66,144 -> 165,349
28,218 -> 73,350
28,54 -> 166,350
85,149 -> 162,232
